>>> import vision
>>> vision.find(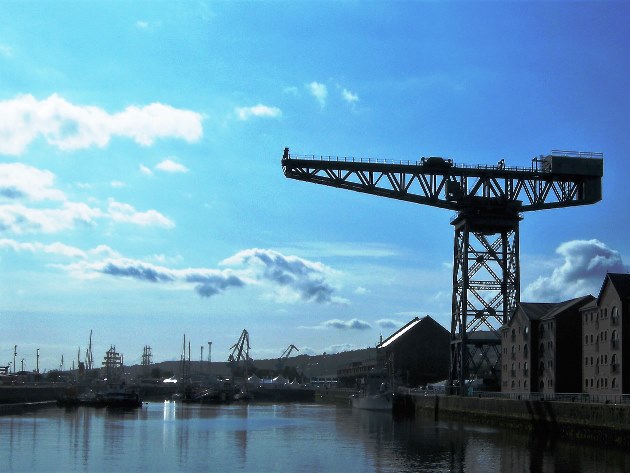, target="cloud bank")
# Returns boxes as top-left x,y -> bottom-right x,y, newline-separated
323,318 -> 371,330
0,162 -> 173,233
523,239 -> 629,301
2,240 -> 343,304
221,248 -> 343,304
0,94 -> 203,155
